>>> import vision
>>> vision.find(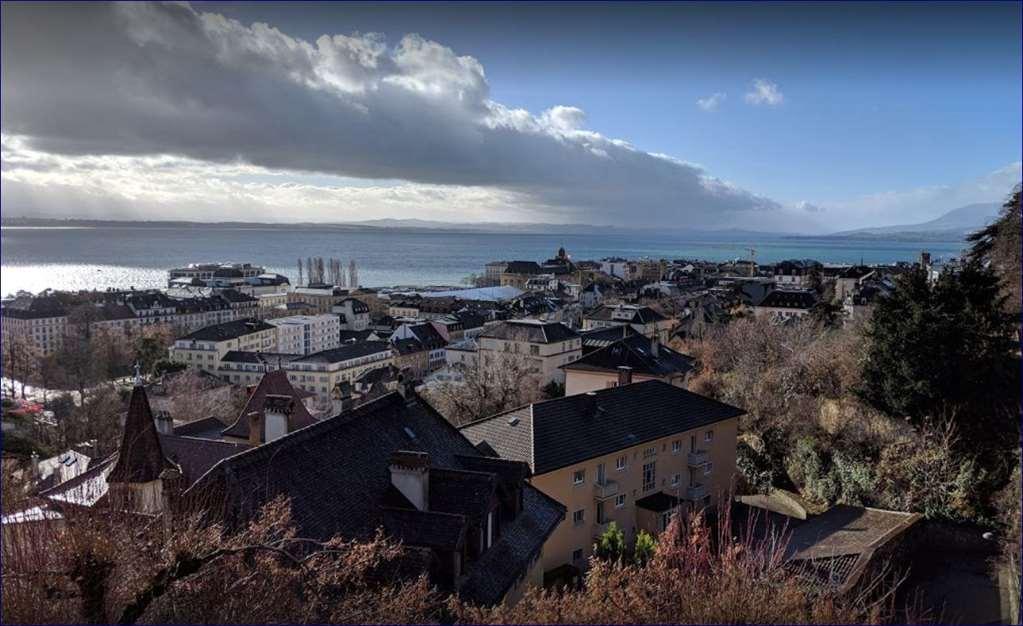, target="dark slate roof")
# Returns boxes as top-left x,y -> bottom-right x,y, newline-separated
579,325 -> 640,350
338,297 -> 370,313
179,318 -> 274,342
480,320 -> 579,344
217,288 -> 257,303
1,296 -> 67,319
381,506 -> 467,551
839,265 -> 875,280
453,311 -> 486,330
221,370 -> 318,440
173,416 -> 228,438
460,380 -> 745,474
585,304 -> 666,324
94,303 -> 135,321
401,323 -> 447,349
562,334 -> 695,377
221,351 -> 300,365
355,364 -> 402,386
755,289 -> 819,310
635,492 -> 681,512
503,261 -> 543,275
107,385 -> 176,483
292,341 -> 393,364
339,329 -> 377,344
186,394 -> 564,606
392,337 -> 426,355
158,435 -> 249,484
